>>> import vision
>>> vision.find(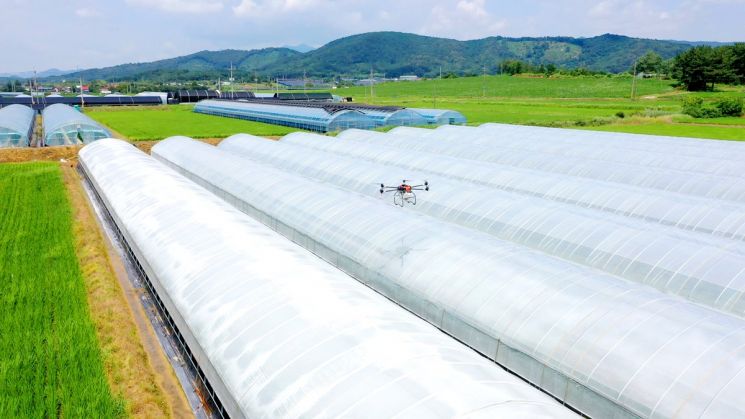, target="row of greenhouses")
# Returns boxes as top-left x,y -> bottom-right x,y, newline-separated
80,139 -> 575,419
144,127 -> 745,417
193,99 -> 466,132
0,104 -> 110,147
78,124 -> 745,418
